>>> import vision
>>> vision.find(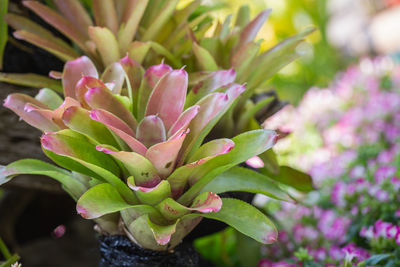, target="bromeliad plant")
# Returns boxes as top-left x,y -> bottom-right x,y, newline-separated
1,0 -> 314,193
0,55 -> 294,250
